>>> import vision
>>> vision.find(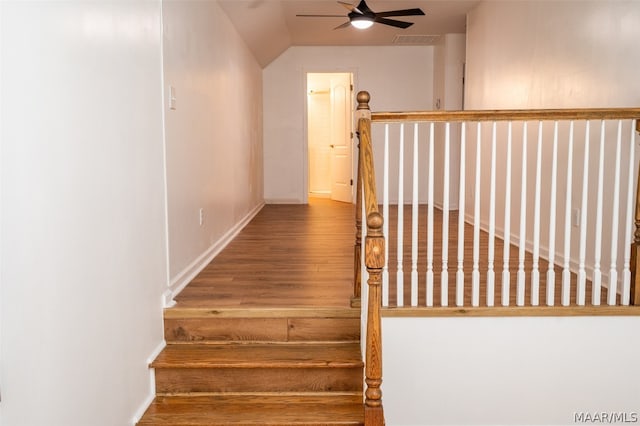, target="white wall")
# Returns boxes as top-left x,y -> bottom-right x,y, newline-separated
383,316 -> 640,425
263,46 -> 434,203
464,0 -> 640,287
465,1 -> 640,110
432,34 -> 466,209
0,2 -> 167,425
162,0 -> 264,298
